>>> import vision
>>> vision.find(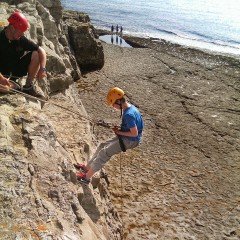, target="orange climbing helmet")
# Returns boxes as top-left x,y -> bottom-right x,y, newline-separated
106,87 -> 125,105
8,12 -> 28,32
